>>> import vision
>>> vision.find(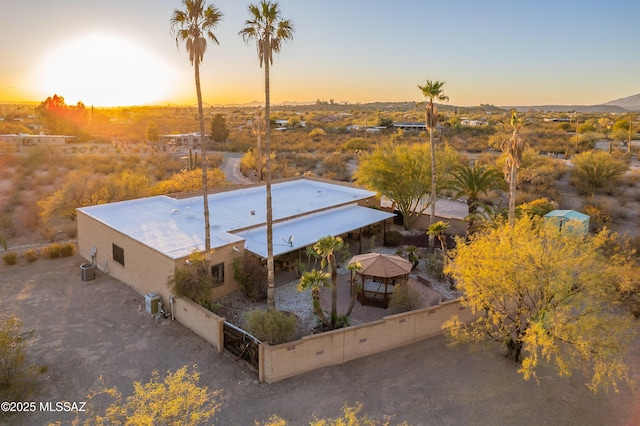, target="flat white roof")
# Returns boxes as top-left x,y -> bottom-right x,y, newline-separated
78,178 -> 393,259
238,205 -> 394,258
